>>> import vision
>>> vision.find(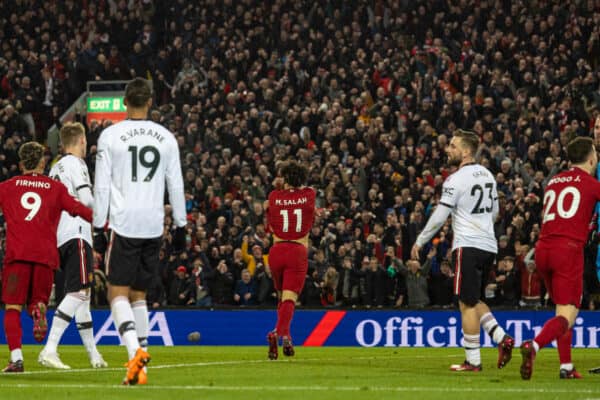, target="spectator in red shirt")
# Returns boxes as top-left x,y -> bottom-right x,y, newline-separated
520,249 -> 543,308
